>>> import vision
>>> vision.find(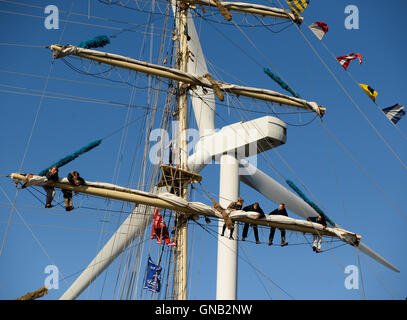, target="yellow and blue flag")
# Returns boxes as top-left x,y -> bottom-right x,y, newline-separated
382,104 -> 405,124
359,83 -> 378,102
287,0 -> 310,17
